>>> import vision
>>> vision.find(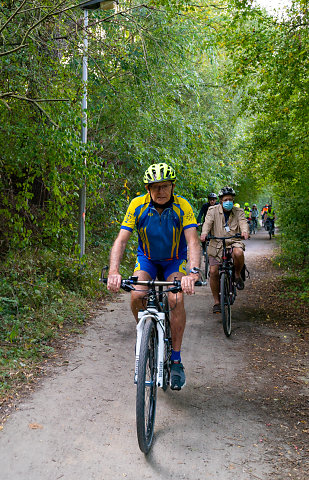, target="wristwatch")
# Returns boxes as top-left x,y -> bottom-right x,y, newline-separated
189,267 -> 200,275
